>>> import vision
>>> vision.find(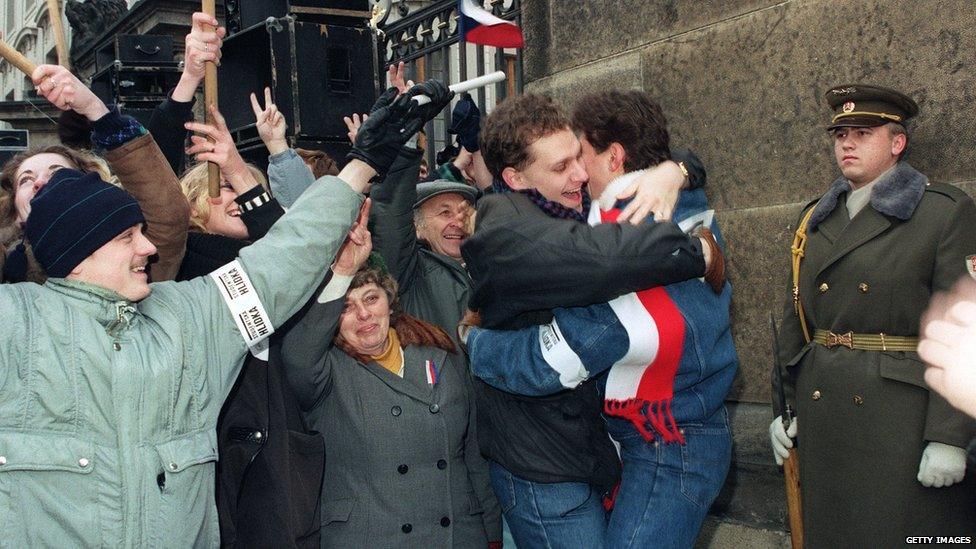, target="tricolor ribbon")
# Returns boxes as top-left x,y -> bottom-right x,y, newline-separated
425,360 -> 439,386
